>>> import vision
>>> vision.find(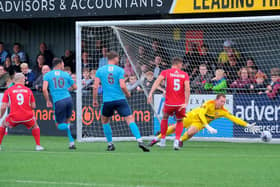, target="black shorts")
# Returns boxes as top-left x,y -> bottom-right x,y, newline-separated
54,97 -> 73,124
101,99 -> 132,117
